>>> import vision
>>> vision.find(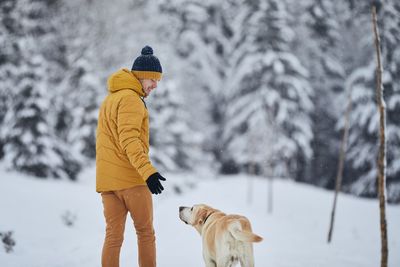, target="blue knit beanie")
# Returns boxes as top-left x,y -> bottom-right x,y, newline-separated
131,46 -> 163,80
